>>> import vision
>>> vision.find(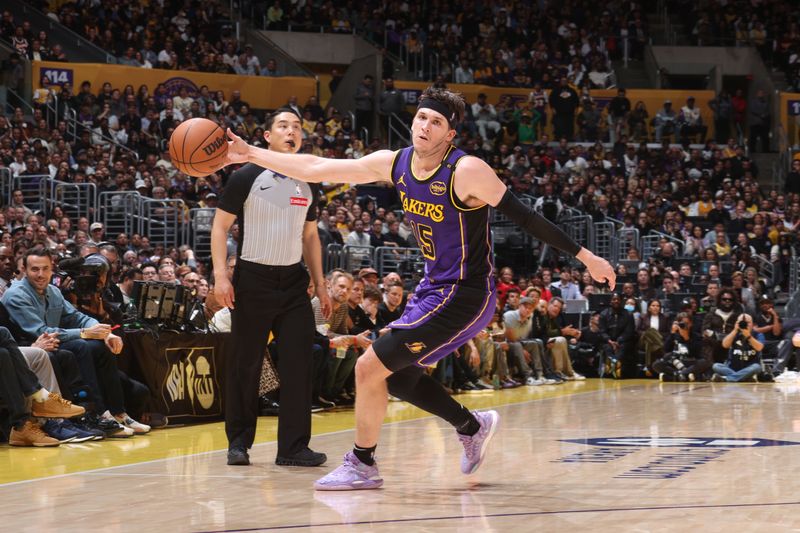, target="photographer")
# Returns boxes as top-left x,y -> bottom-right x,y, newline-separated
701,288 -> 744,364
59,253 -> 123,325
653,312 -> 711,382
711,314 -> 764,382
